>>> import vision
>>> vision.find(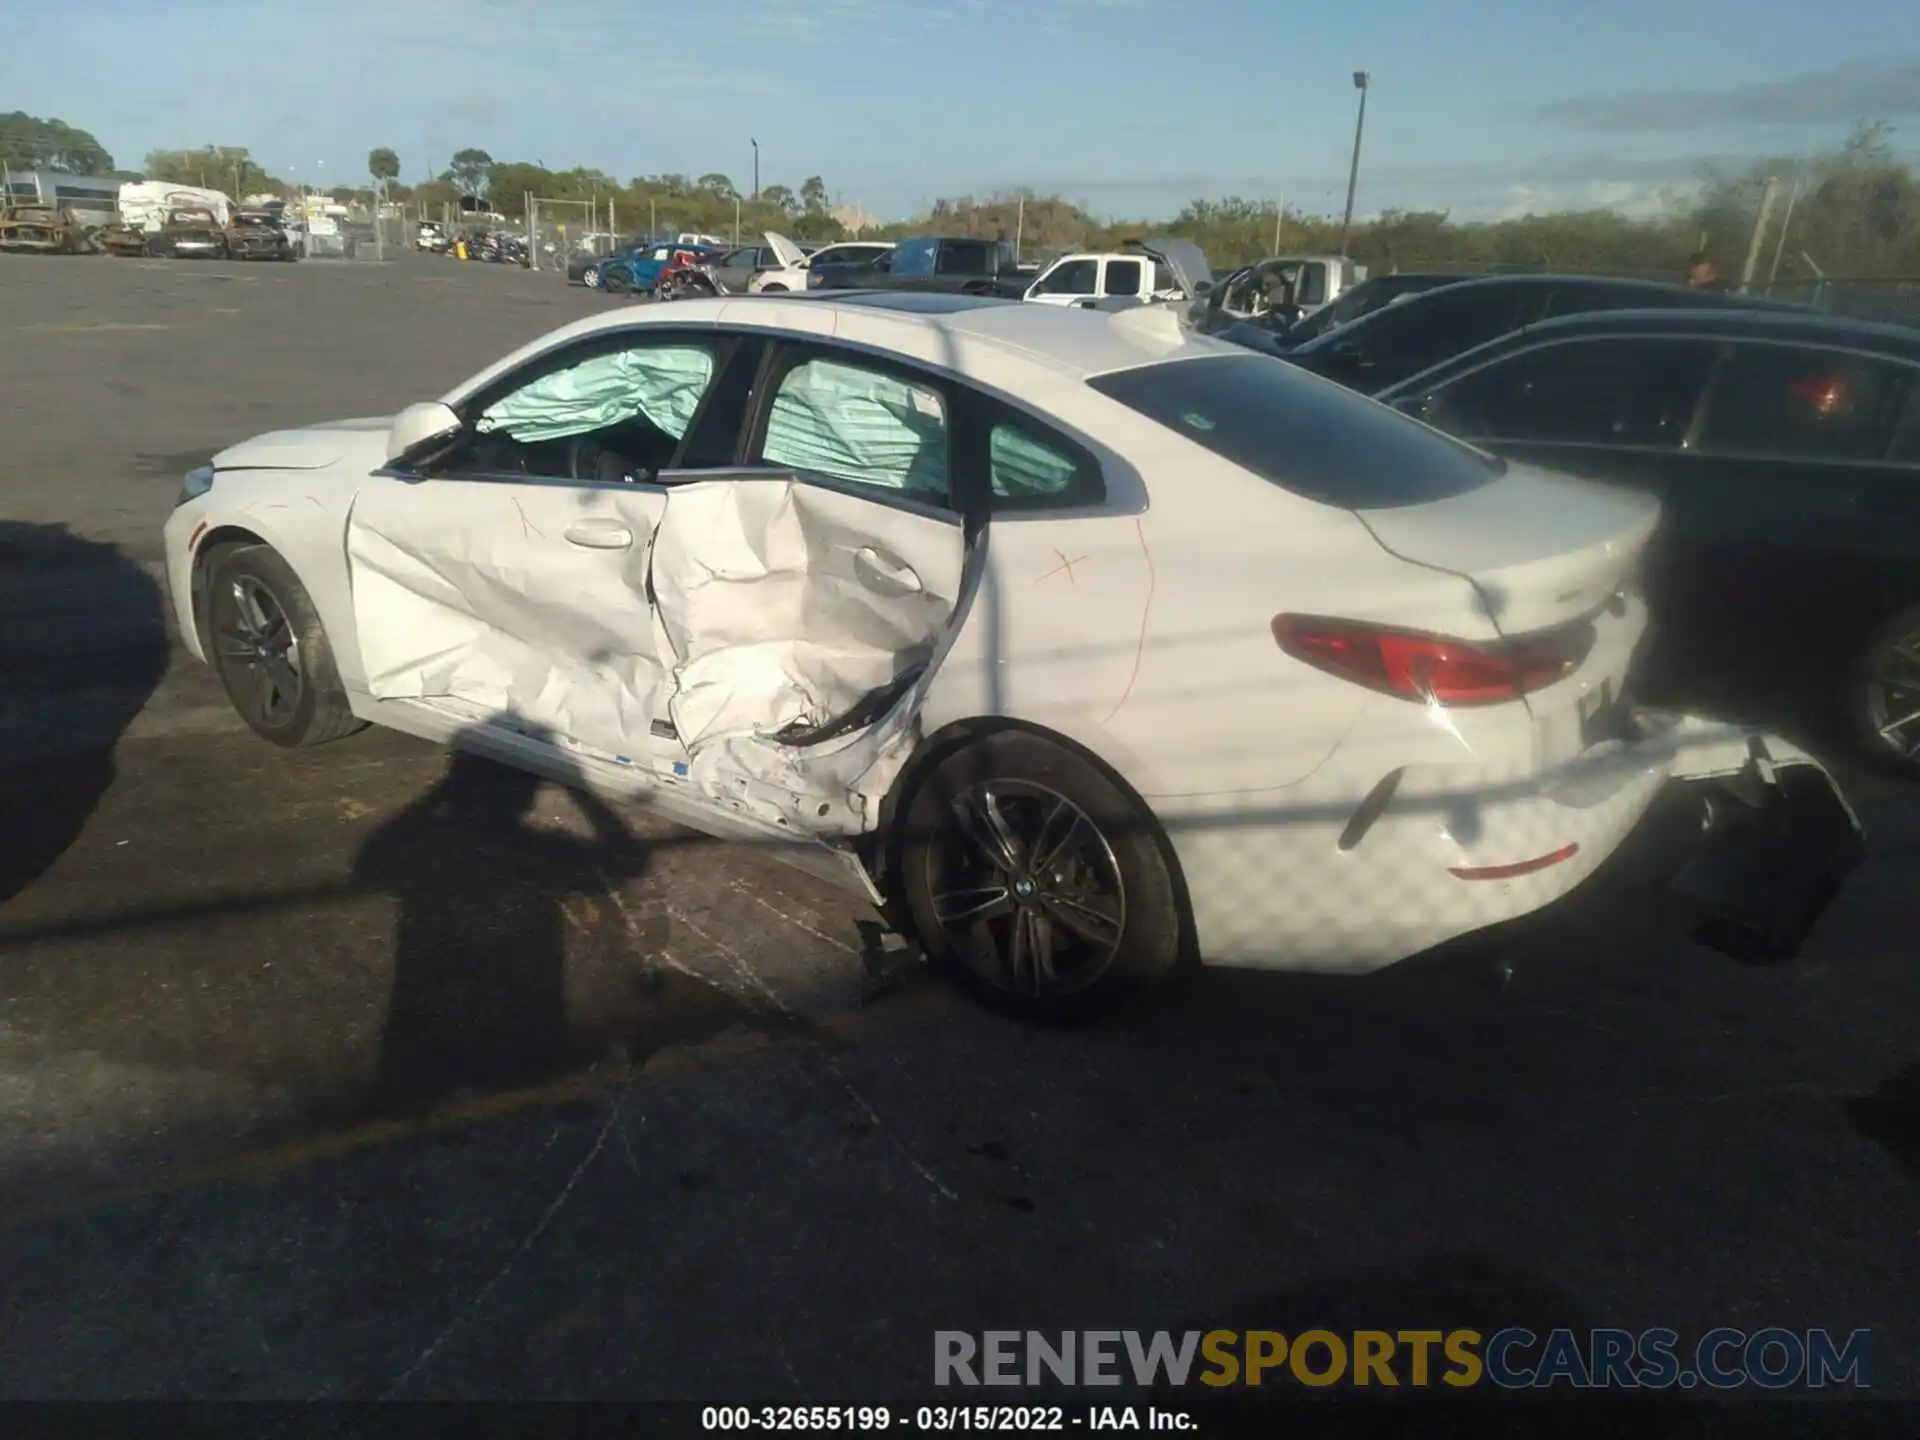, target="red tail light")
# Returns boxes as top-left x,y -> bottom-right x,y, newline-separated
1271,615 -> 1594,706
